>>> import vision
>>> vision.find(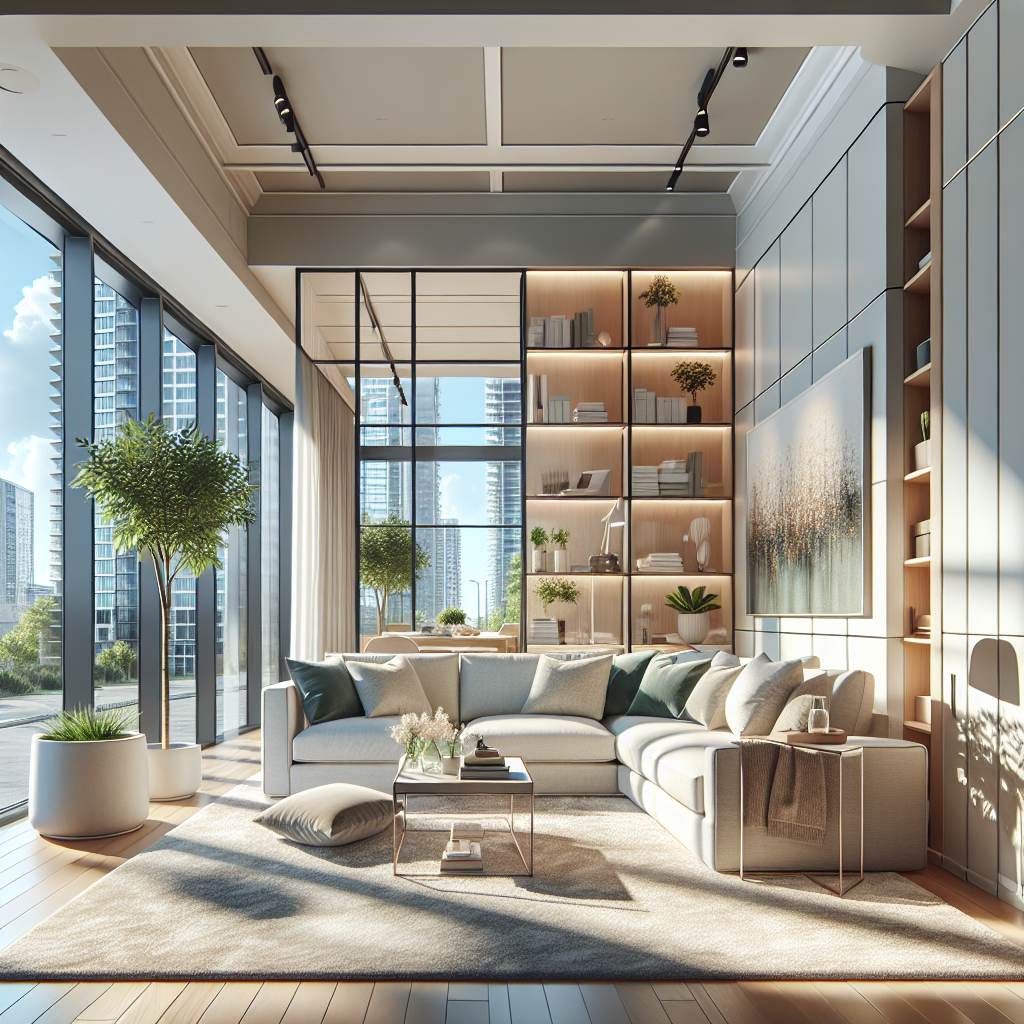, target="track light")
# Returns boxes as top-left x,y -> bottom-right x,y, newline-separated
694,108 -> 710,137
272,76 -> 294,133
733,47 -> 748,68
